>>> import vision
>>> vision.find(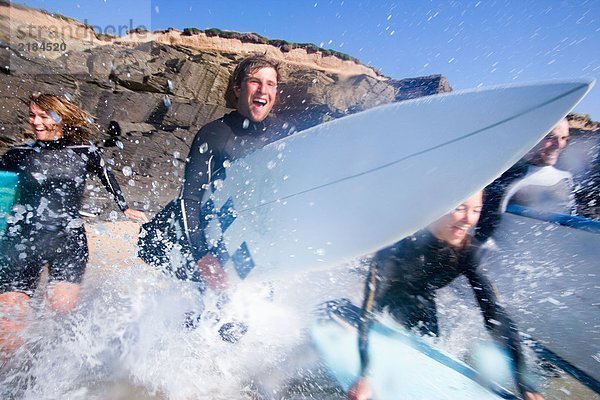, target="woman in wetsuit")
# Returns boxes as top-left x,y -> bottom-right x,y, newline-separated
0,93 -> 147,359
348,191 -> 544,400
